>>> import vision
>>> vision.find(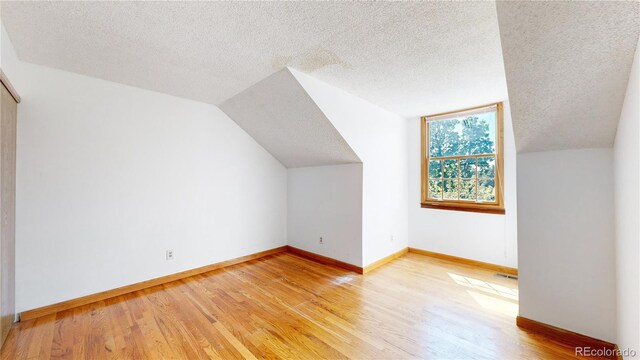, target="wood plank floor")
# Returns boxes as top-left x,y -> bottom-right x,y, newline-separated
1,252 -> 600,359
